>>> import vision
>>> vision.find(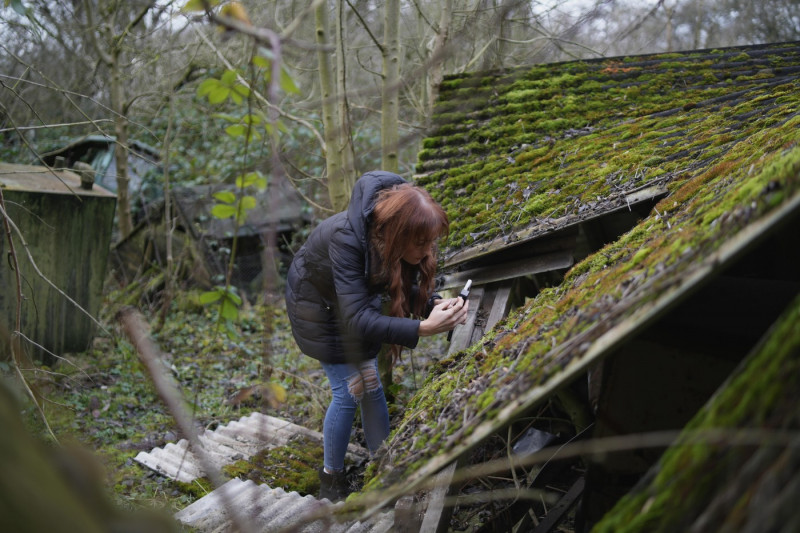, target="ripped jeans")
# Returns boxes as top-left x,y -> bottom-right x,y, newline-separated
319,358 -> 390,472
